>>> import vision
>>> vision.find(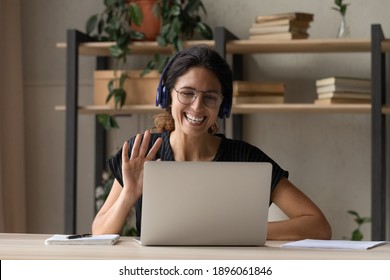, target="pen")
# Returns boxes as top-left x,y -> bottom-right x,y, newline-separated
66,233 -> 92,239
